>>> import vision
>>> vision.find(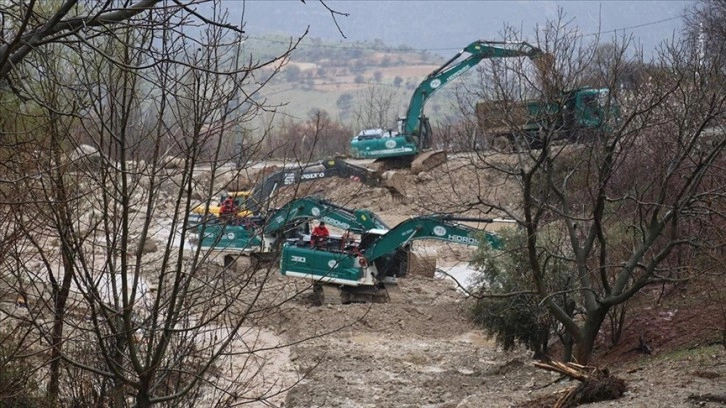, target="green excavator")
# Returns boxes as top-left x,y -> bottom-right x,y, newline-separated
280,214 -> 503,304
349,40 -> 544,174
195,195 -> 389,262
